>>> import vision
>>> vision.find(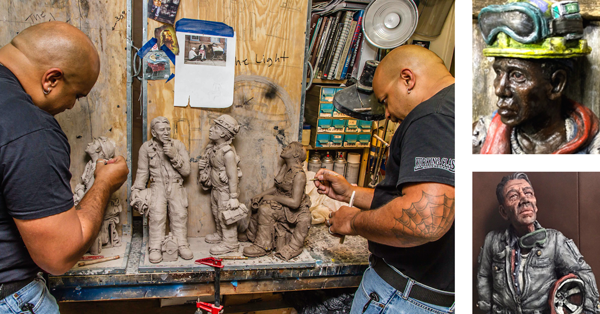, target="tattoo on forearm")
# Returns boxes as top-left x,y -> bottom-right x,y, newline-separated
392,192 -> 454,243
75,204 -> 82,211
